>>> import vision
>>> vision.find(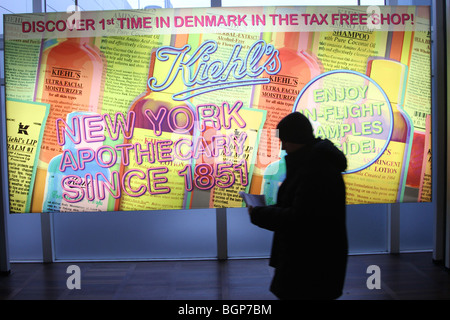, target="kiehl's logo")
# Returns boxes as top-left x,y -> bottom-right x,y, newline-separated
51,67 -> 81,80
18,122 -> 29,135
